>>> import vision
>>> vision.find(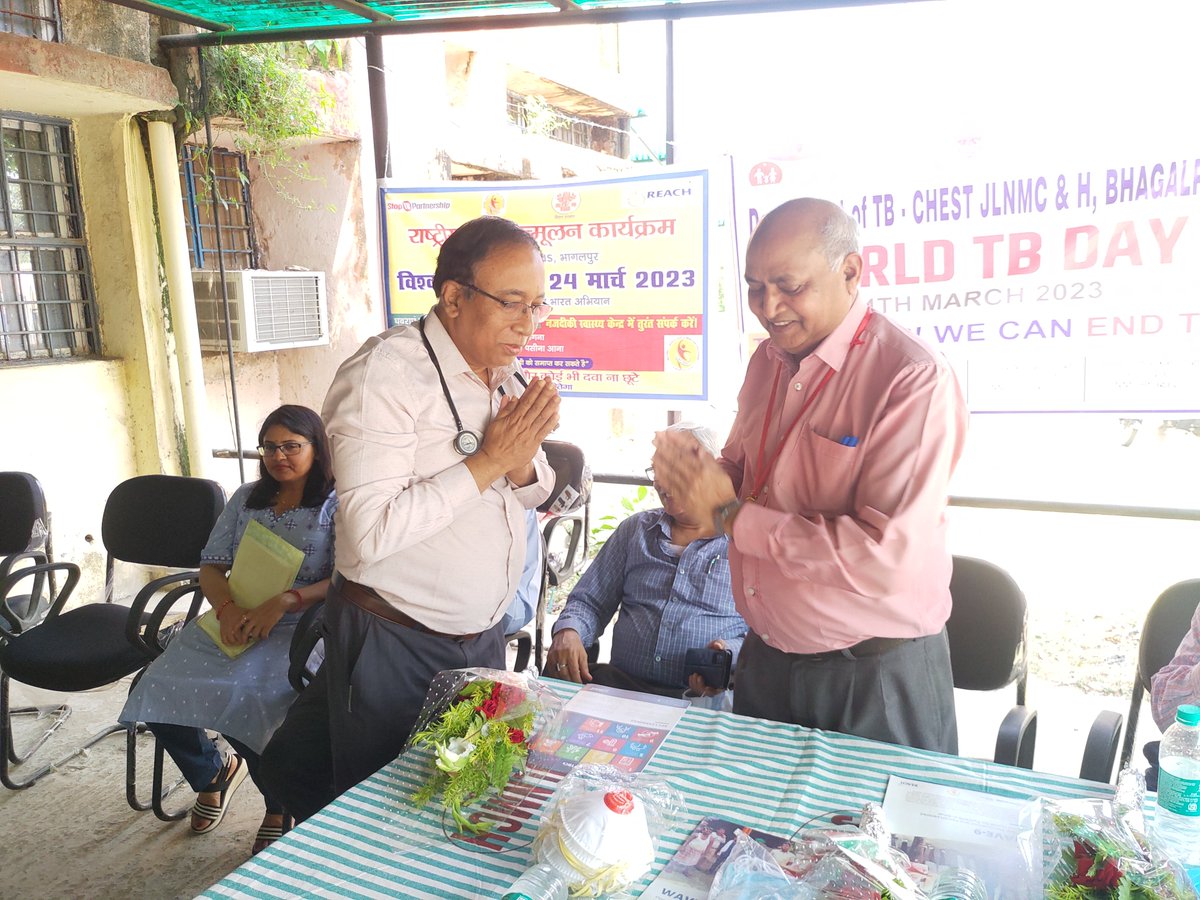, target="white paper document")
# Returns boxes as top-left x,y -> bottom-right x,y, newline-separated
882,776 -> 1042,899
